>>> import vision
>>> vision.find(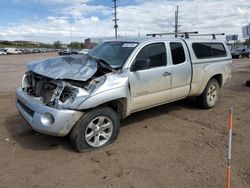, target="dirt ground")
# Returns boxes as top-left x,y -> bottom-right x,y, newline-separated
0,53 -> 249,188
